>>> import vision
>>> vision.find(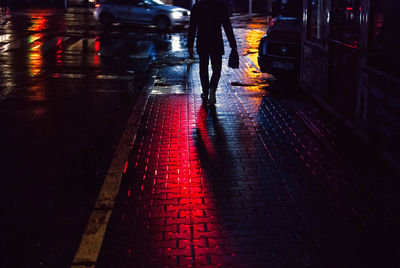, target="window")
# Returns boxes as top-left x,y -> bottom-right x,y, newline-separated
331,0 -> 361,46
368,0 -> 400,77
273,17 -> 301,30
307,0 -> 324,42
